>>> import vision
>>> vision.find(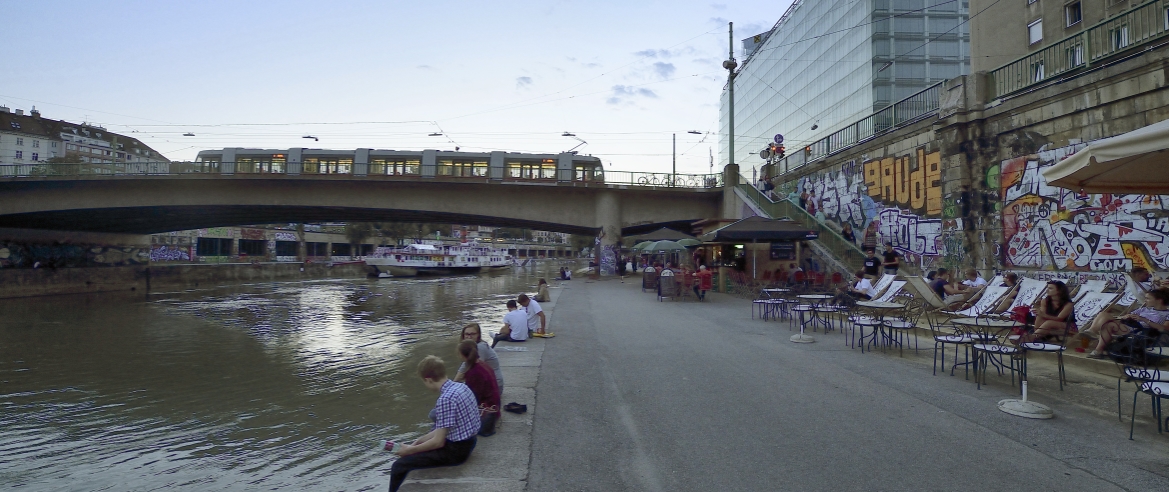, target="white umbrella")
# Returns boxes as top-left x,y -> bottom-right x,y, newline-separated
1043,118 -> 1169,194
